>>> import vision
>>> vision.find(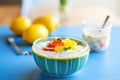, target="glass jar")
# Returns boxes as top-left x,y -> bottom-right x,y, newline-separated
82,20 -> 112,52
